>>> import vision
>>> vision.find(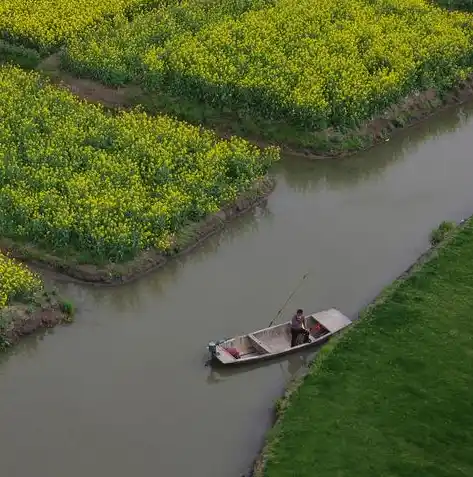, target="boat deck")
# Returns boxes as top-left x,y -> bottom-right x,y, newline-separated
259,334 -> 291,352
